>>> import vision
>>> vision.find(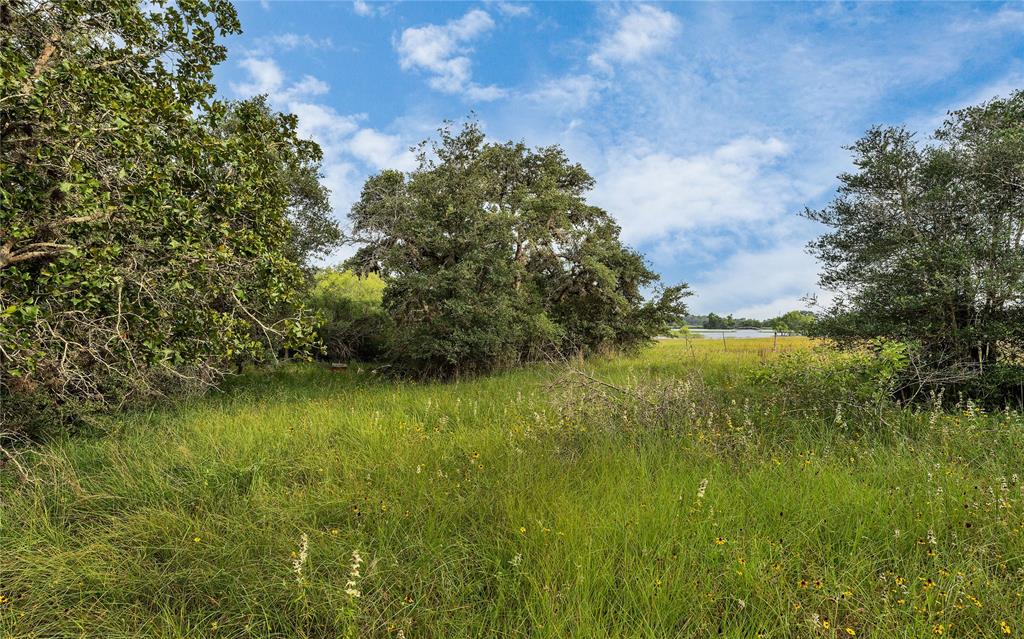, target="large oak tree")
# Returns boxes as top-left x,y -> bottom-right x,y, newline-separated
347,122 -> 689,377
